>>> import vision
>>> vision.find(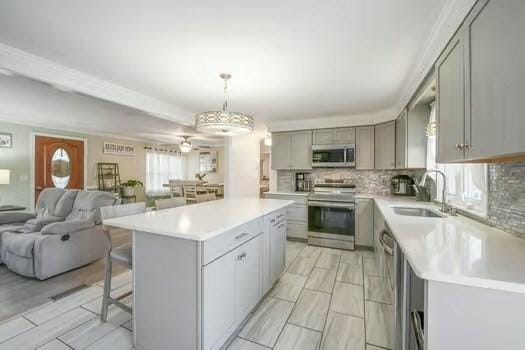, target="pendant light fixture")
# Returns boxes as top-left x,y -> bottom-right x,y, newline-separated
179,136 -> 192,153
195,73 -> 254,136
